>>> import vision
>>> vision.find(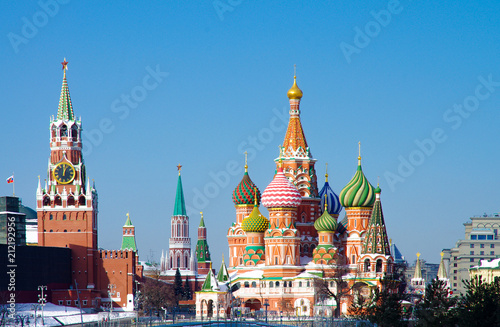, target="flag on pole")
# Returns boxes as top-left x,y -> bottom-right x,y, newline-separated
6,176 -> 14,184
